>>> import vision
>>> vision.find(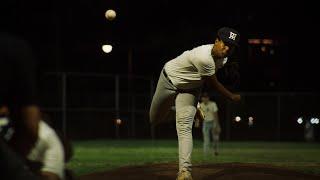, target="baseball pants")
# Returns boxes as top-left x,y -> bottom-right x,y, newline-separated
150,69 -> 200,172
